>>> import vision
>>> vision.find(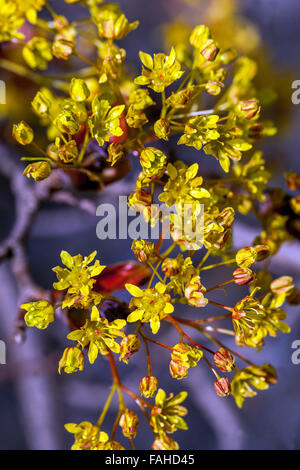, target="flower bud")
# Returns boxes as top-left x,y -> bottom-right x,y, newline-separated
32,91 -> 51,116
169,360 -> 189,379
54,16 -> 69,31
154,119 -> 170,141
70,78 -> 90,102
140,147 -> 166,178
185,276 -> 208,308
205,80 -> 223,96
12,121 -> 34,145
23,161 -> 51,182
214,348 -> 235,372
214,377 -> 231,397
119,334 -> 141,364
52,37 -> 74,60
233,267 -> 256,286
219,48 -> 237,64
152,434 -> 179,450
57,140 -> 78,163
131,239 -> 157,263
216,207 -> 235,227
270,276 -> 294,295
201,39 -> 219,61
128,189 -> 152,213
55,111 -> 80,135
254,244 -> 270,262
58,346 -> 84,374
236,246 -> 257,268
248,123 -> 264,139
21,300 -> 54,329
23,37 -> 53,70
189,25 -> 210,48
139,376 -> 158,398
290,196 -> 300,216
170,342 -> 203,379
119,409 -> 139,439
238,99 -> 260,120
285,171 -> 300,191
161,257 -> 181,277
287,288 -> 300,305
